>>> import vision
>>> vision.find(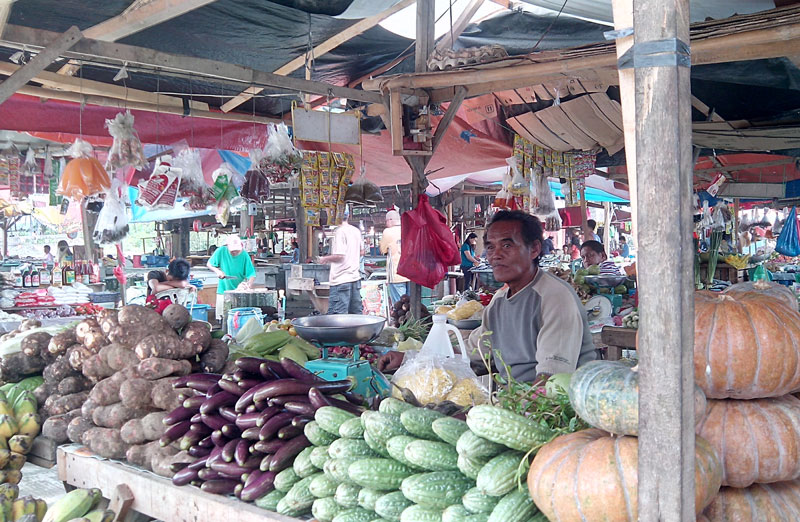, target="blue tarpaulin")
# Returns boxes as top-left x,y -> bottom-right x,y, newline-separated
548,181 -> 629,203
